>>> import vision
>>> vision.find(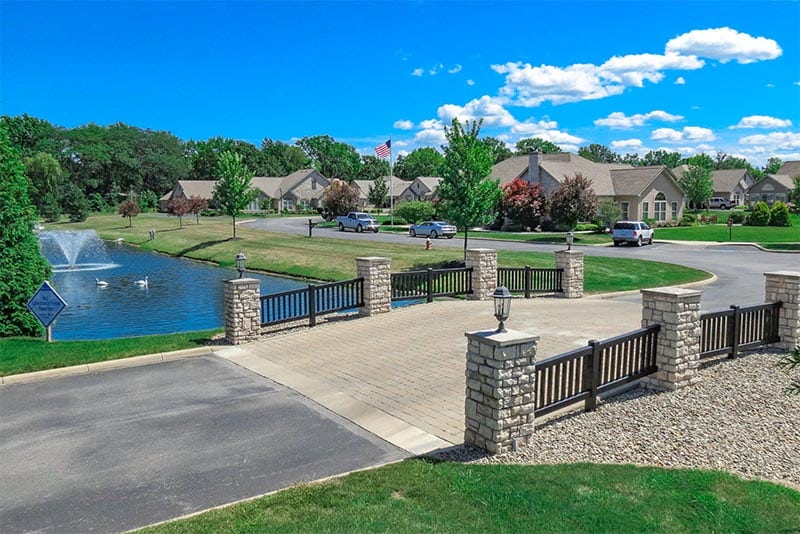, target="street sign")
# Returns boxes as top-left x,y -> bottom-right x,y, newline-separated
27,281 -> 67,328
